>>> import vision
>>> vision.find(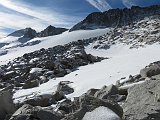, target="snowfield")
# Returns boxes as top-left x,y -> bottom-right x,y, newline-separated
13,42 -> 160,102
